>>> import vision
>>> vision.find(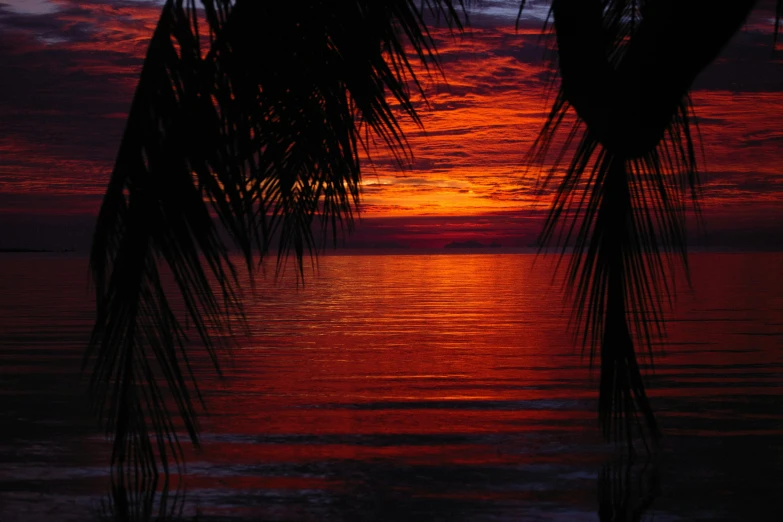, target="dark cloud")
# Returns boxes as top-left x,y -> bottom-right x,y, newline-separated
693,26 -> 783,92
0,0 -> 159,218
